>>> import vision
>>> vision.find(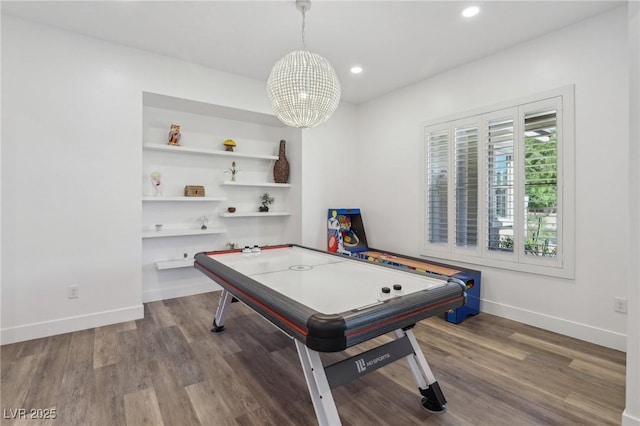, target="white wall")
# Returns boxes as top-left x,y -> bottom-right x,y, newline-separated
625,1 -> 639,424
354,6 -> 629,350
0,16 -> 305,344
301,102 -> 359,249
